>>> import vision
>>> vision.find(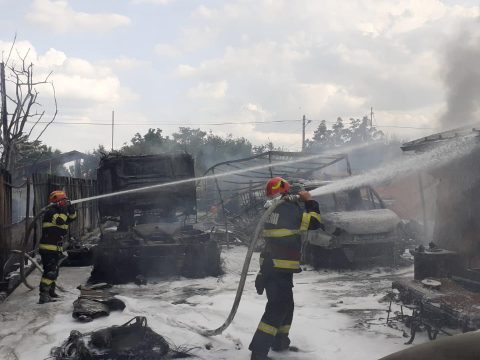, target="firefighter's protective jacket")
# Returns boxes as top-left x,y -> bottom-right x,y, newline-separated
39,205 -> 77,252
260,199 -> 322,273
